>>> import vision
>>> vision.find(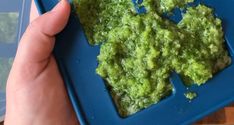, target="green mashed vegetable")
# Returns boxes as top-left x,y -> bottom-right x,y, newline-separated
75,0 -> 231,116
184,91 -> 197,100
